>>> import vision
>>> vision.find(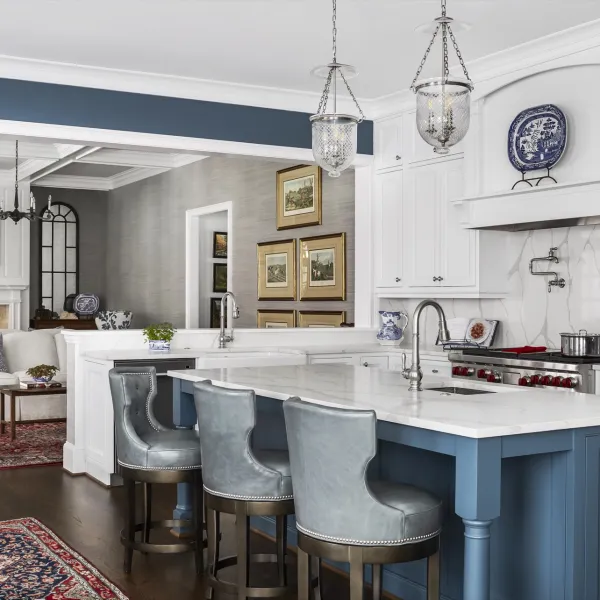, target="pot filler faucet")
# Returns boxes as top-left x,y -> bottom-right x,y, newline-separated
402,300 -> 451,392
219,291 -> 240,349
